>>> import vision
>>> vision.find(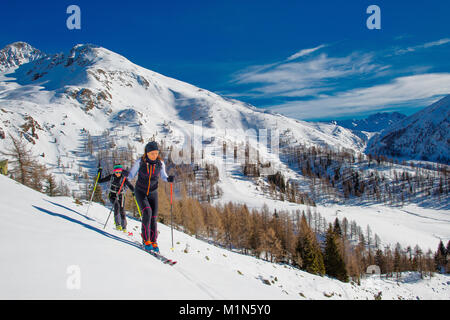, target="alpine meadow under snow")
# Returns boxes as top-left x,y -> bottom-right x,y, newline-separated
0,42 -> 449,299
